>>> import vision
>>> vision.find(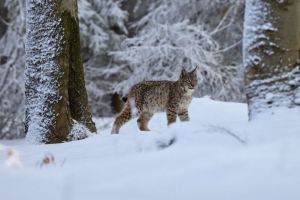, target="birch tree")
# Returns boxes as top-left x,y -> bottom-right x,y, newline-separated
243,0 -> 300,119
25,0 -> 96,144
